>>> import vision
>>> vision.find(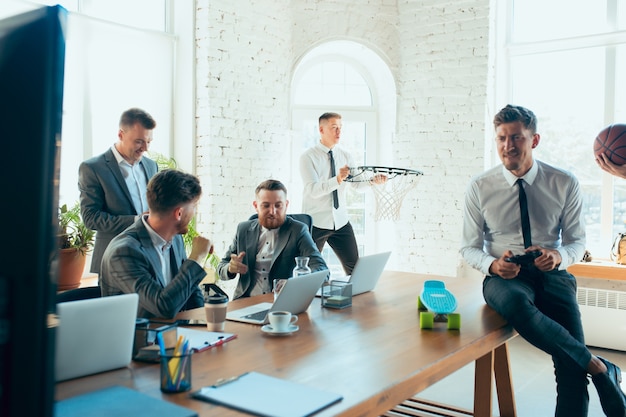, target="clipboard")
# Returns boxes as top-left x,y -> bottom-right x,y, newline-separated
191,371 -> 343,417
176,327 -> 237,352
134,327 -> 236,362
